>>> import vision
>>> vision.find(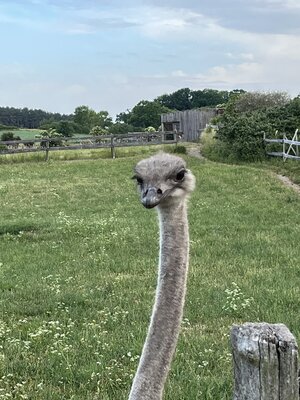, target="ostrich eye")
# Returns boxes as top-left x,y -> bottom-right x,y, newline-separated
176,170 -> 186,181
136,176 -> 144,185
